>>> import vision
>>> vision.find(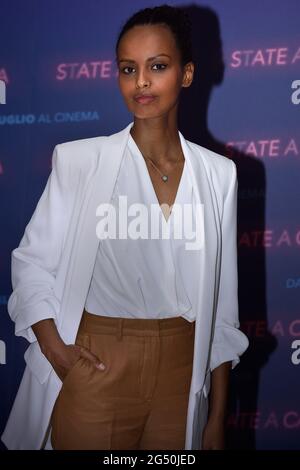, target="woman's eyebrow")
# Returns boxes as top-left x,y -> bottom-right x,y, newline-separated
118,53 -> 171,64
